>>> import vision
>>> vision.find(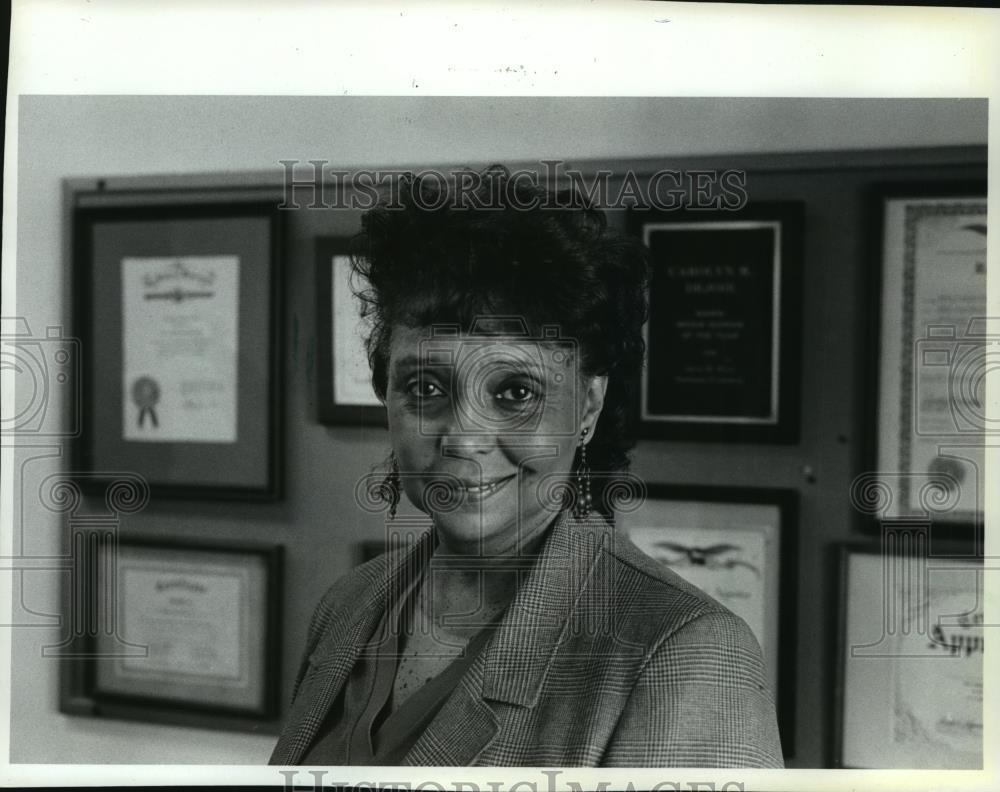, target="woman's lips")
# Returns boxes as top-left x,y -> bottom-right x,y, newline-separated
454,474 -> 517,503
